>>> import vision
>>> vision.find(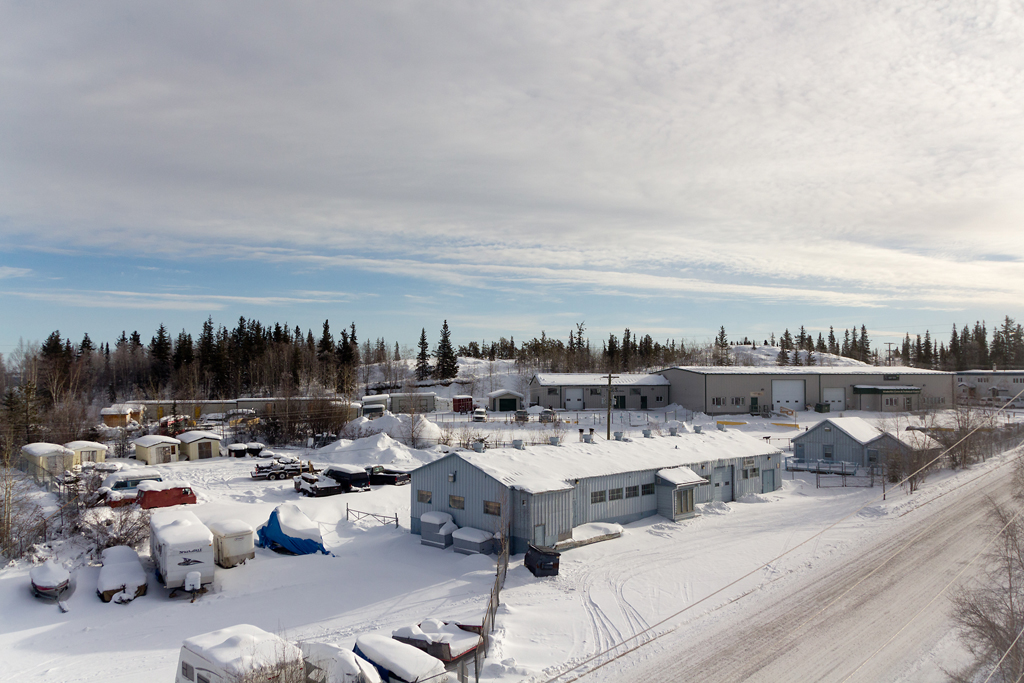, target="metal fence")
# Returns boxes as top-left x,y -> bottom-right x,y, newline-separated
787,458 -> 859,475
473,536 -> 510,682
